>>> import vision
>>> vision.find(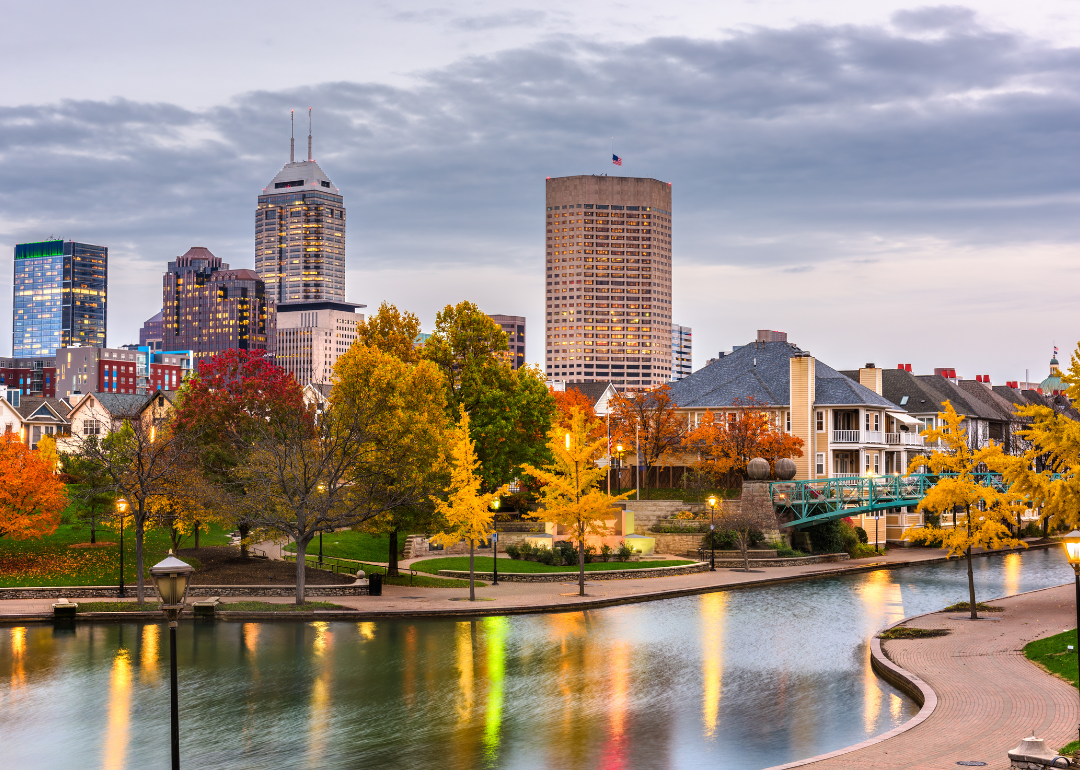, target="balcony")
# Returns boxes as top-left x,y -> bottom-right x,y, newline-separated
885,432 -> 925,446
833,429 -> 923,446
